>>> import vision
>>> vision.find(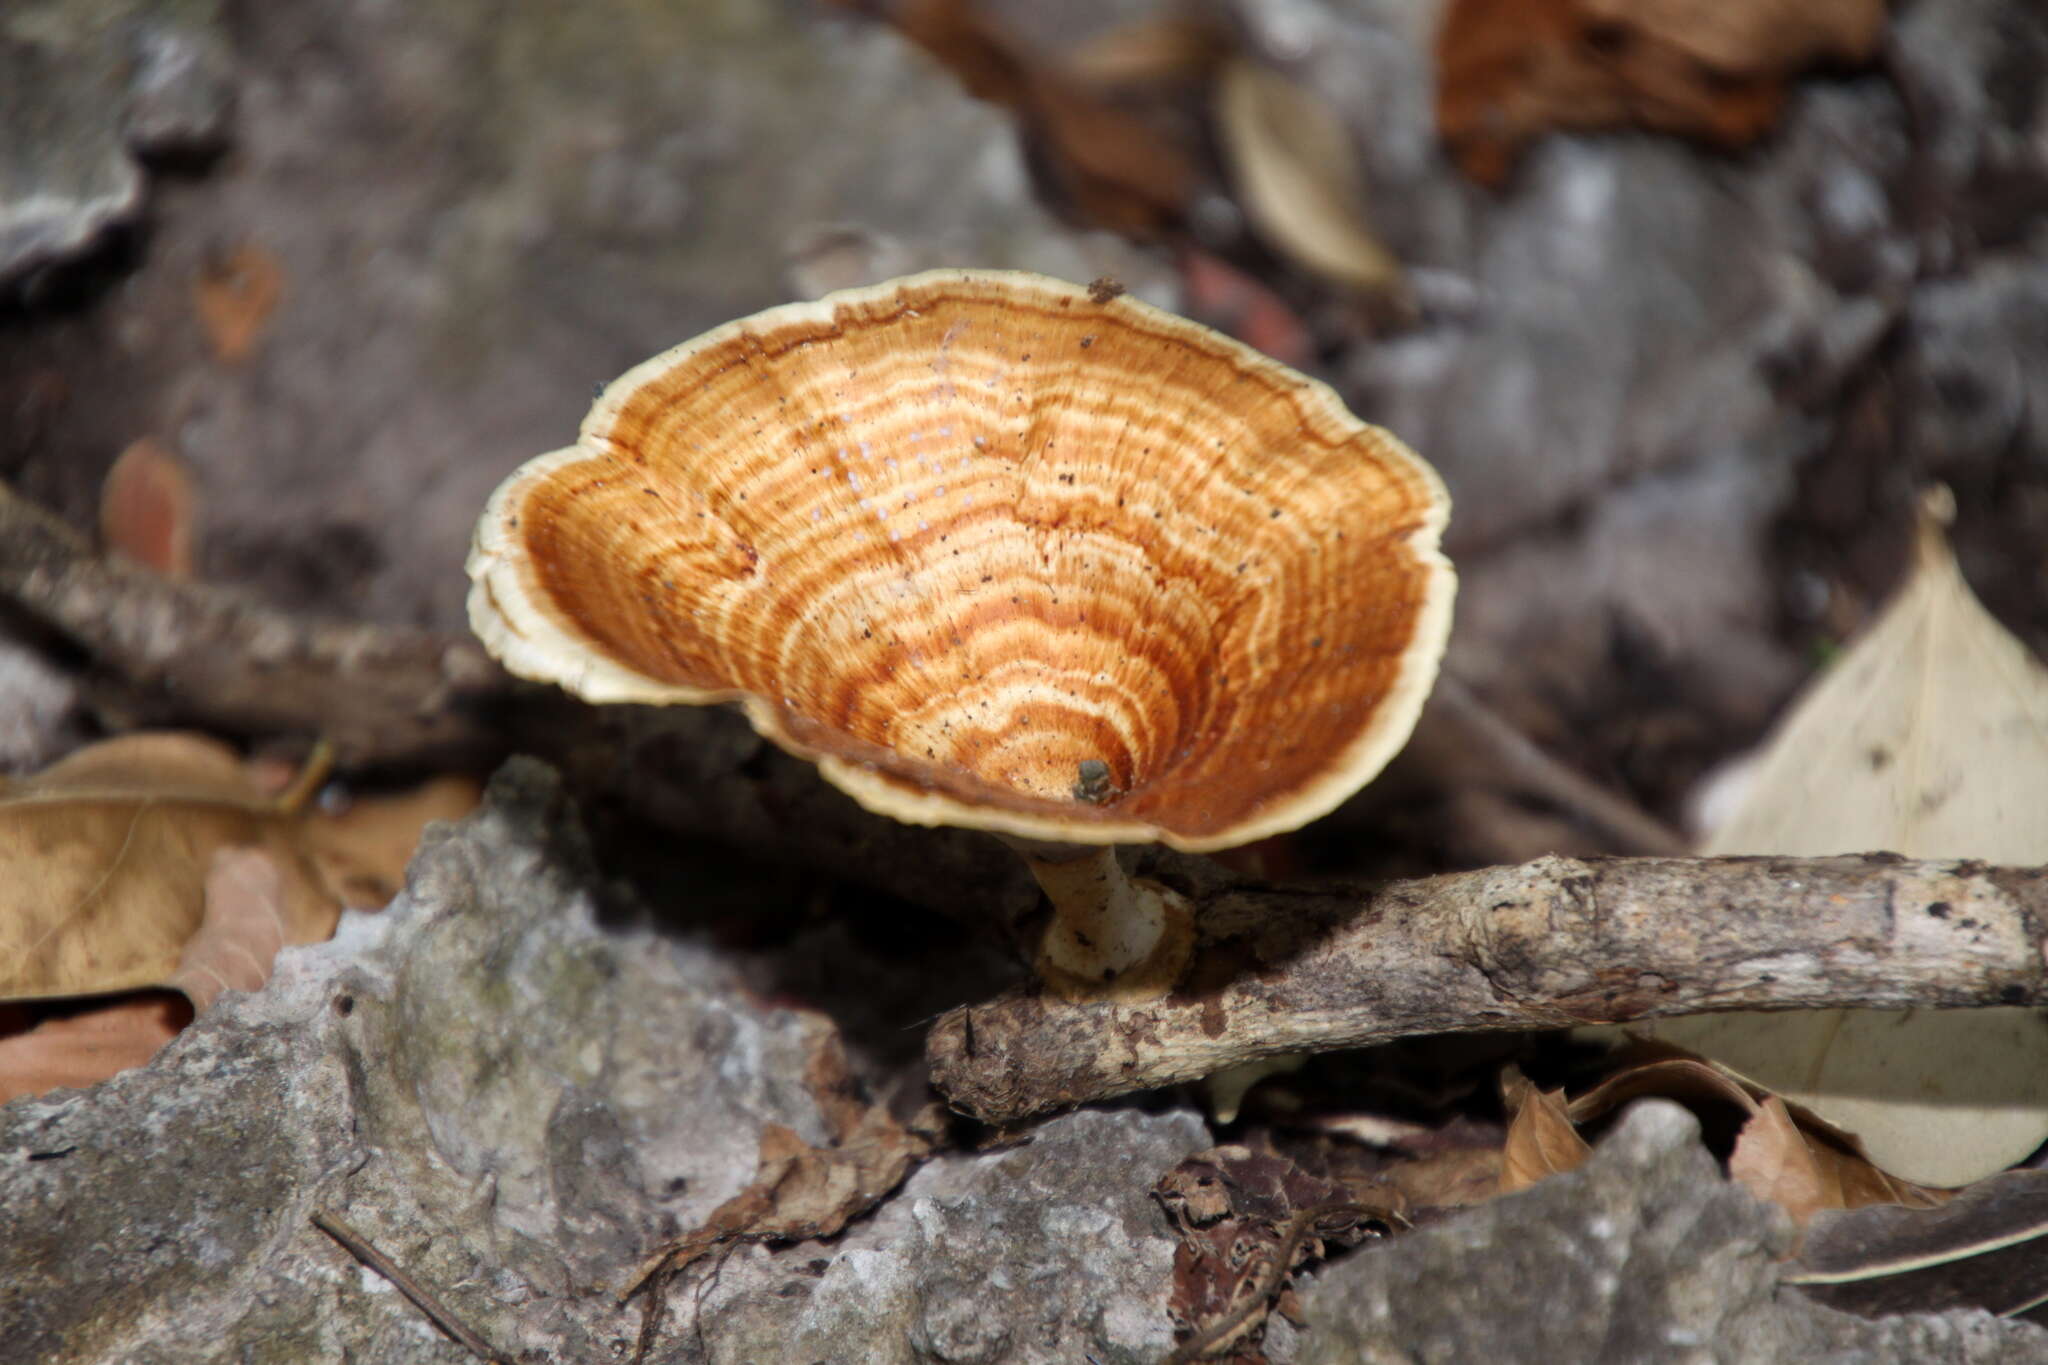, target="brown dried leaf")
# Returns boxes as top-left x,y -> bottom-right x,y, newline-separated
194,243 -> 285,364
626,1022 -> 934,1295
100,439 -> 198,579
0,734 -> 342,1003
1498,1067 -> 1592,1194
298,775 -> 481,910
0,992 -> 192,1105
1562,1046 -> 1947,1223
1729,1096 -> 1829,1228
1157,1140 -> 1405,1363
843,0 -> 1201,237
1435,0 -> 1884,186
